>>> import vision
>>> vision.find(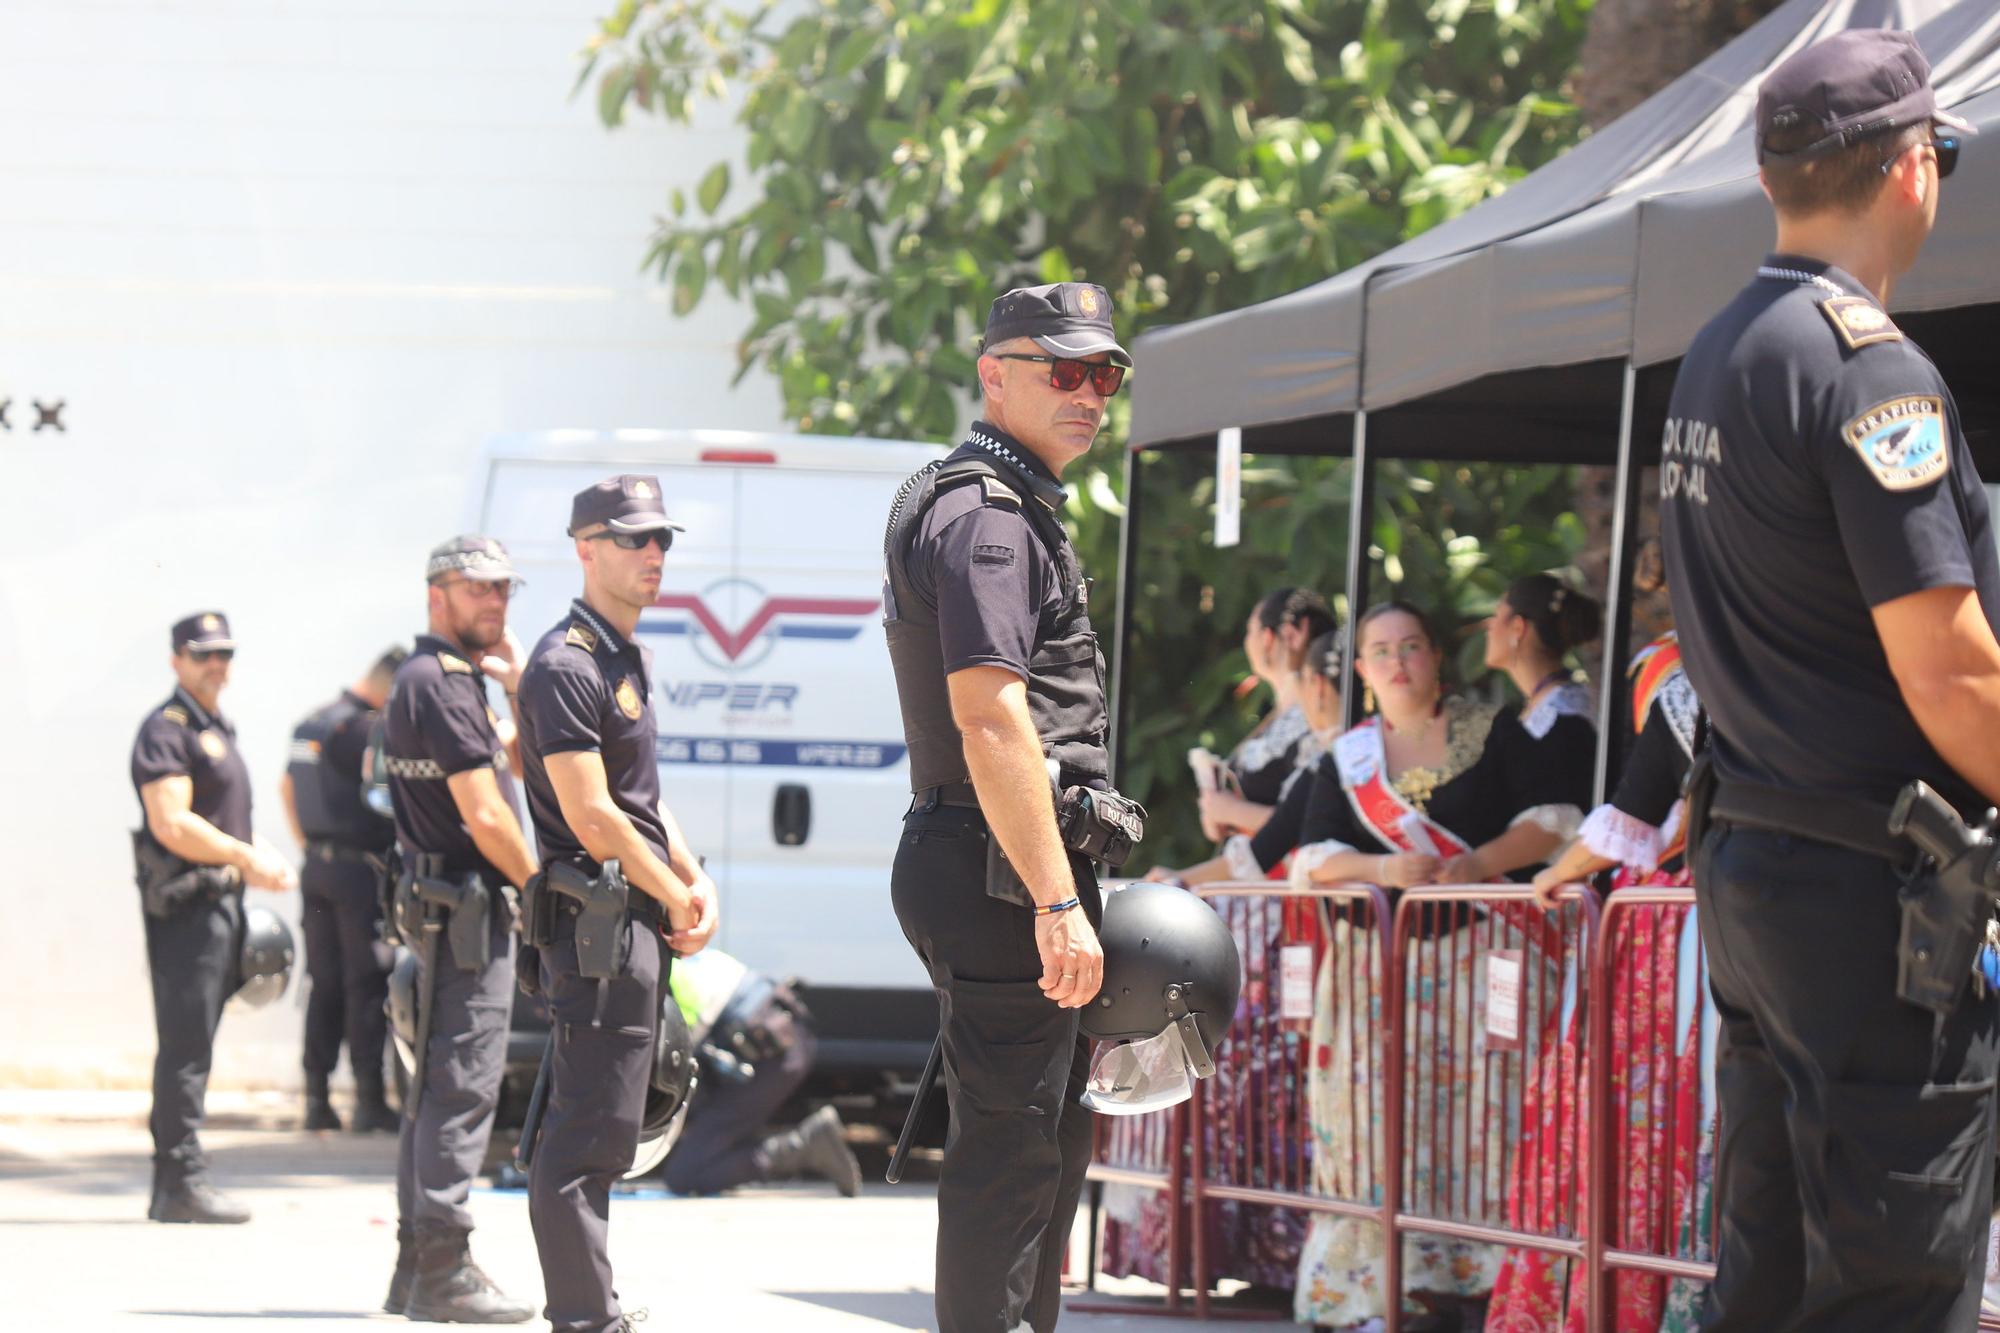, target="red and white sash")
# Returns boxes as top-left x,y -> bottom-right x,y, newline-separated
1331,722 -> 1473,860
